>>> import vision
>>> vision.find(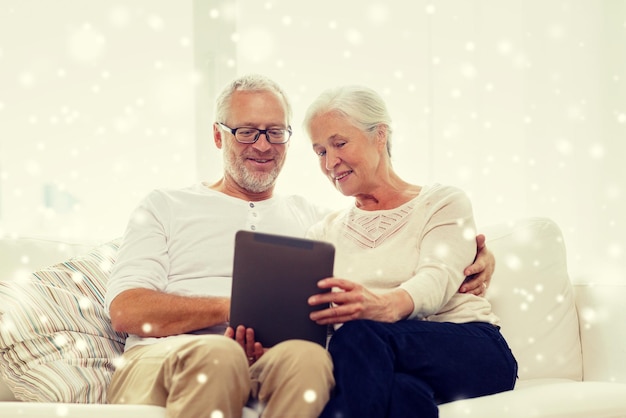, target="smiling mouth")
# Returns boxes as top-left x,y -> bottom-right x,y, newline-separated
333,170 -> 352,181
247,157 -> 273,164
